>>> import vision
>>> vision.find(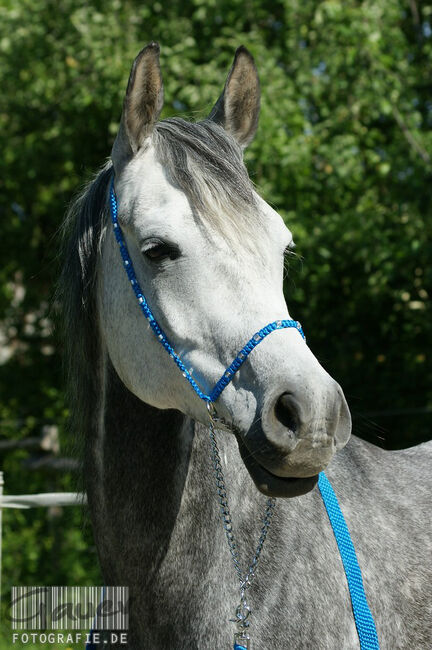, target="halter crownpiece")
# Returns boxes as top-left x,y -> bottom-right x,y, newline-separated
107,175 -> 380,650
